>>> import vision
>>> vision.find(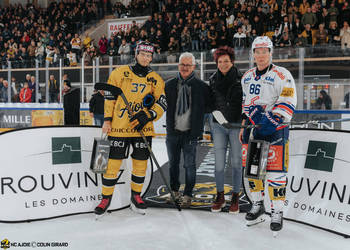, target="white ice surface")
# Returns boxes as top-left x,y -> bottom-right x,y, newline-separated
2,208 -> 348,250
